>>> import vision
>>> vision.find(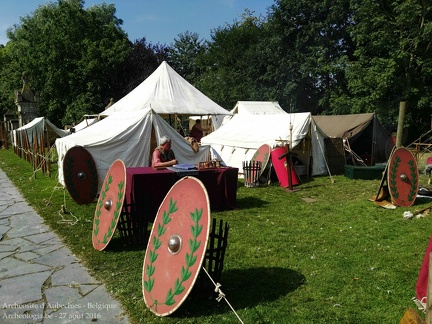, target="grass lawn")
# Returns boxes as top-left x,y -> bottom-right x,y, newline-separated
1,147 -> 432,323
